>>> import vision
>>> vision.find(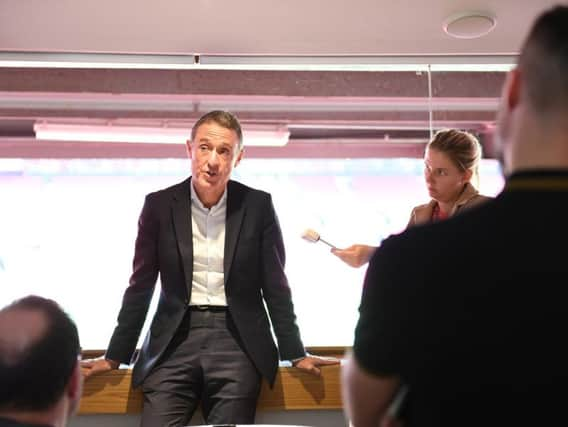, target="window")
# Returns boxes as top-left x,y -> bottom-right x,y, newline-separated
0,157 -> 504,348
